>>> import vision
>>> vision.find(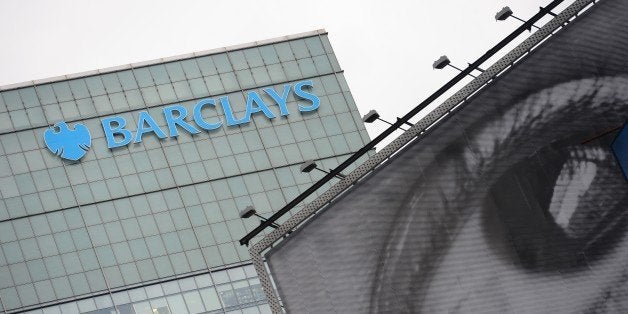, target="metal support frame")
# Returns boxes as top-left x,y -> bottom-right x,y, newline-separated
243,1 -> 599,312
